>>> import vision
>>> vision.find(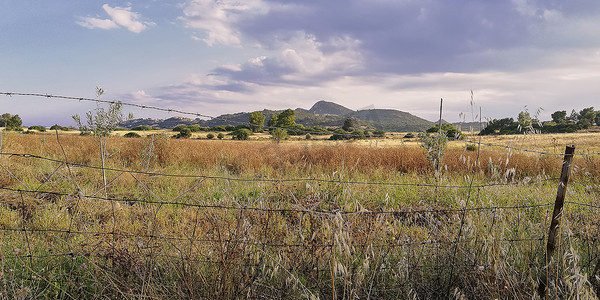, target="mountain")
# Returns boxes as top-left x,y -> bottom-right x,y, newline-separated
121,101 -> 434,132
350,109 -> 434,132
308,100 -> 354,116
